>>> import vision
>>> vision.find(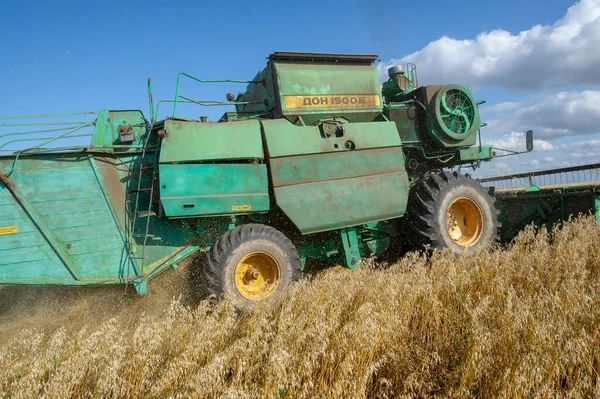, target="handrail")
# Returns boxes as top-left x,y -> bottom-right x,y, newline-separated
178,95 -> 263,108
0,126 -> 82,143
0,121 -> 89,127
0,133 -> 93,150
0,112 -> 101,178
0,112 -> 96,120
4,121 -> 97,177
155,99 -> 195,120
172,71 -> 262,116
0,112 -> 97,153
